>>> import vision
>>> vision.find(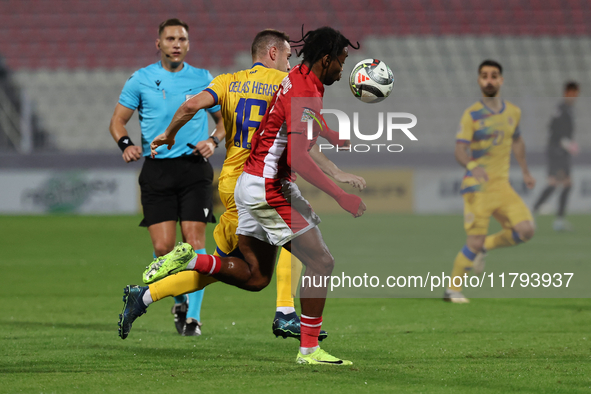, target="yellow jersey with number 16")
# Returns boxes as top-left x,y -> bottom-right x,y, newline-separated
204,63 -> 286,194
